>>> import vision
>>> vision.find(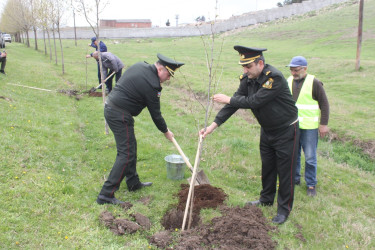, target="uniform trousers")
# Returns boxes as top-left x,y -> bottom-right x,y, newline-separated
99,104 -> 140,197
259,122 -> 299,216
0,56 -> 6,71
